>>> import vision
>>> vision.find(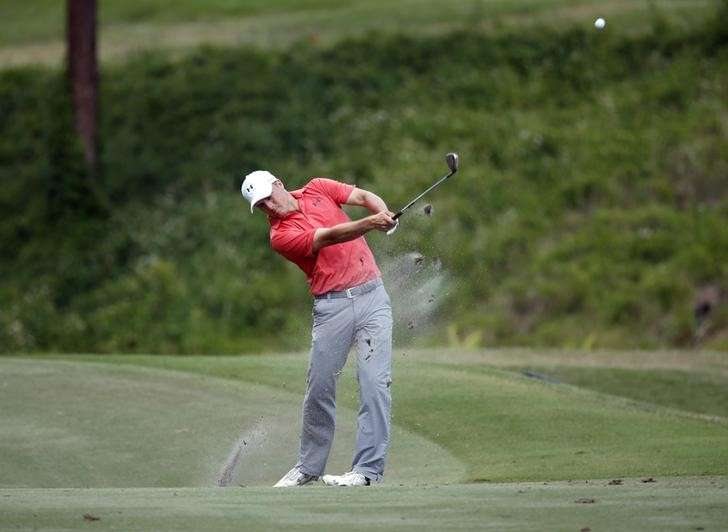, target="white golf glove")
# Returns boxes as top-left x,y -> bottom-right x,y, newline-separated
386,220 -> 399,236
